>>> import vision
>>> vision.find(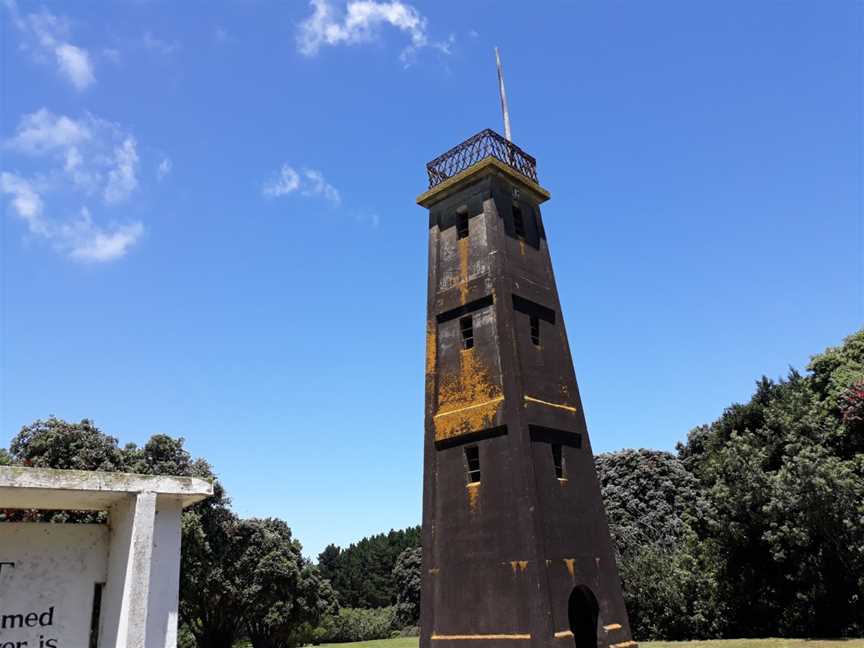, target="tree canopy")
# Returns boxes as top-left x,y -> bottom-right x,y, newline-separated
603,330 -> 864,639
318,527 -> 420,608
